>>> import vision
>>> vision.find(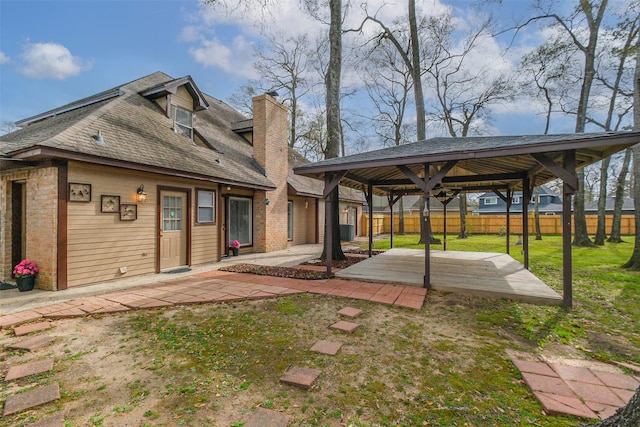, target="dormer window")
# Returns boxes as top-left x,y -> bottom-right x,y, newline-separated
171,105 -> 193,139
